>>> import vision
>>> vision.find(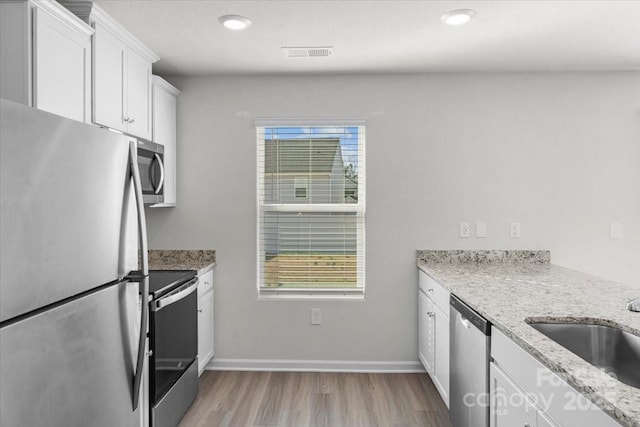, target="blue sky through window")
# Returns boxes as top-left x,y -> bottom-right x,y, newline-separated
265,126 -> 360,172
